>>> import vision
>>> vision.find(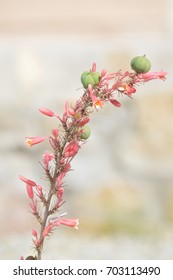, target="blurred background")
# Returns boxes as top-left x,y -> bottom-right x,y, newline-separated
0,0 -> 173,259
